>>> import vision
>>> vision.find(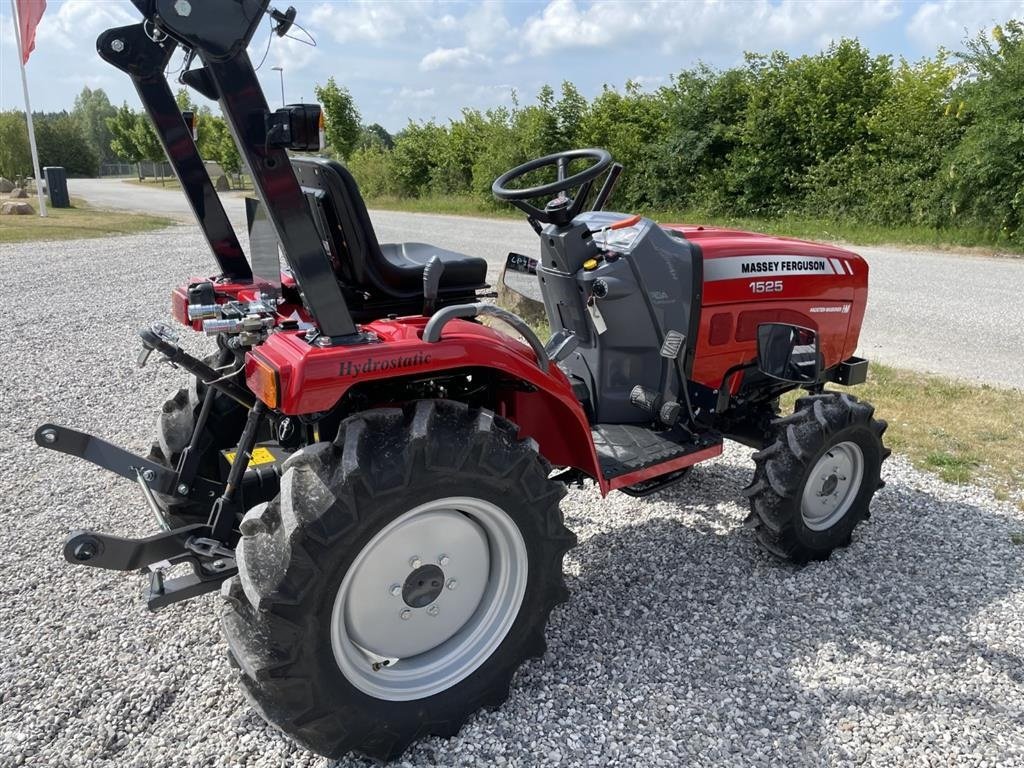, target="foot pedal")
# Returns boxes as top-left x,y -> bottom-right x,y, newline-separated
629,385 -> 661,414
659,400 -> 681,425
660,330 -> 686,360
